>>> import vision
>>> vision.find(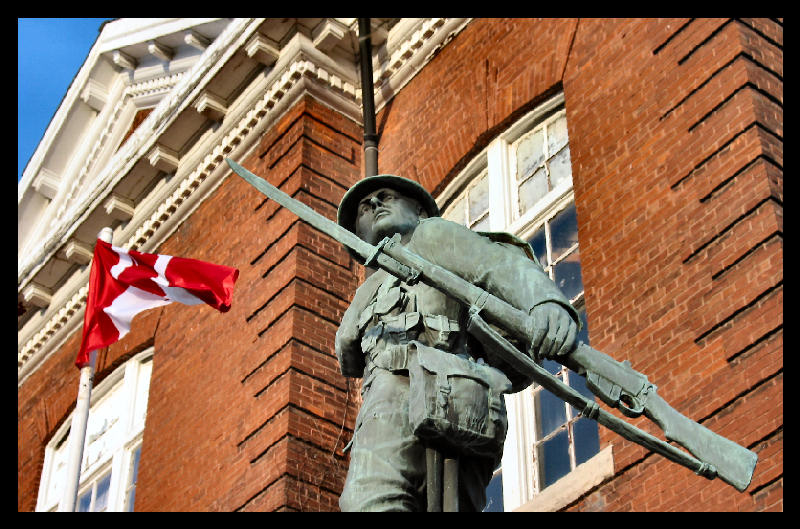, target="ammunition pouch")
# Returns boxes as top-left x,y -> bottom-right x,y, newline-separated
407,341 -> 512,459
